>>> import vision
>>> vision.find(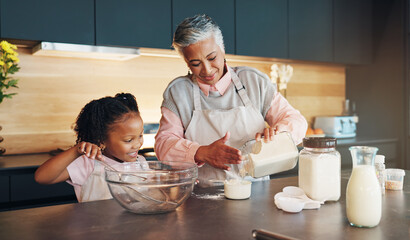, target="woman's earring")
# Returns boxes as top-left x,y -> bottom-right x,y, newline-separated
224,58 -> 226,63
187,70 -> 191,75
